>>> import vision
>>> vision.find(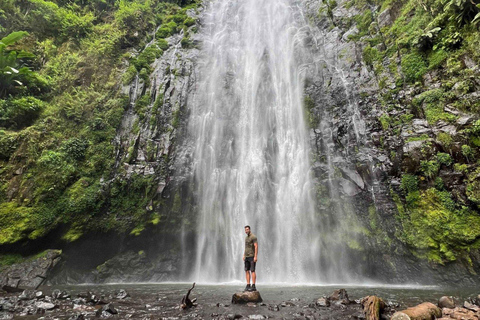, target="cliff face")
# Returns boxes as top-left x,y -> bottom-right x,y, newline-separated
300,0 -> 480,284
1,0 -> 480,285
